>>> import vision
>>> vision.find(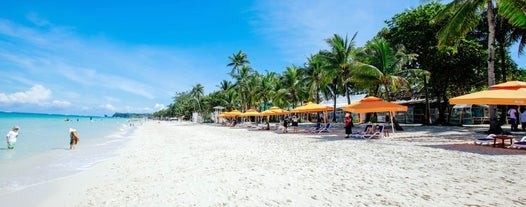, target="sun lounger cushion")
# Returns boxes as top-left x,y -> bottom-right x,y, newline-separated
511,136 -> 526,149
475,134 -> 496,145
